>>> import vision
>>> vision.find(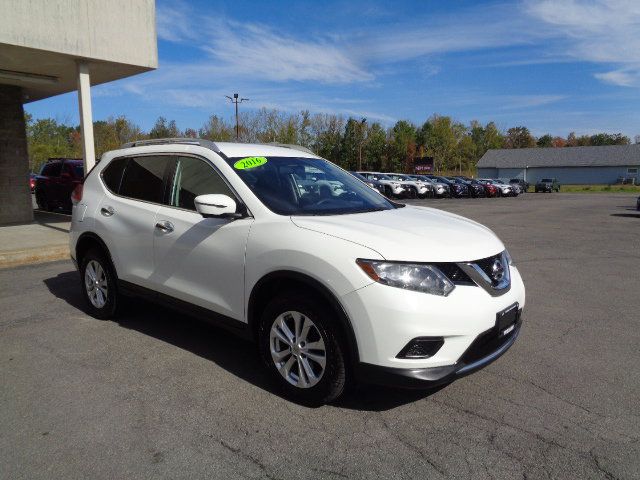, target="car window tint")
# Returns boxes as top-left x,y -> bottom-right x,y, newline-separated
102,158 -> 129,194
119,156 -> 170,203
44,162 -> 62,177
169,156 -> 233,211
62,163 -> 77,177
